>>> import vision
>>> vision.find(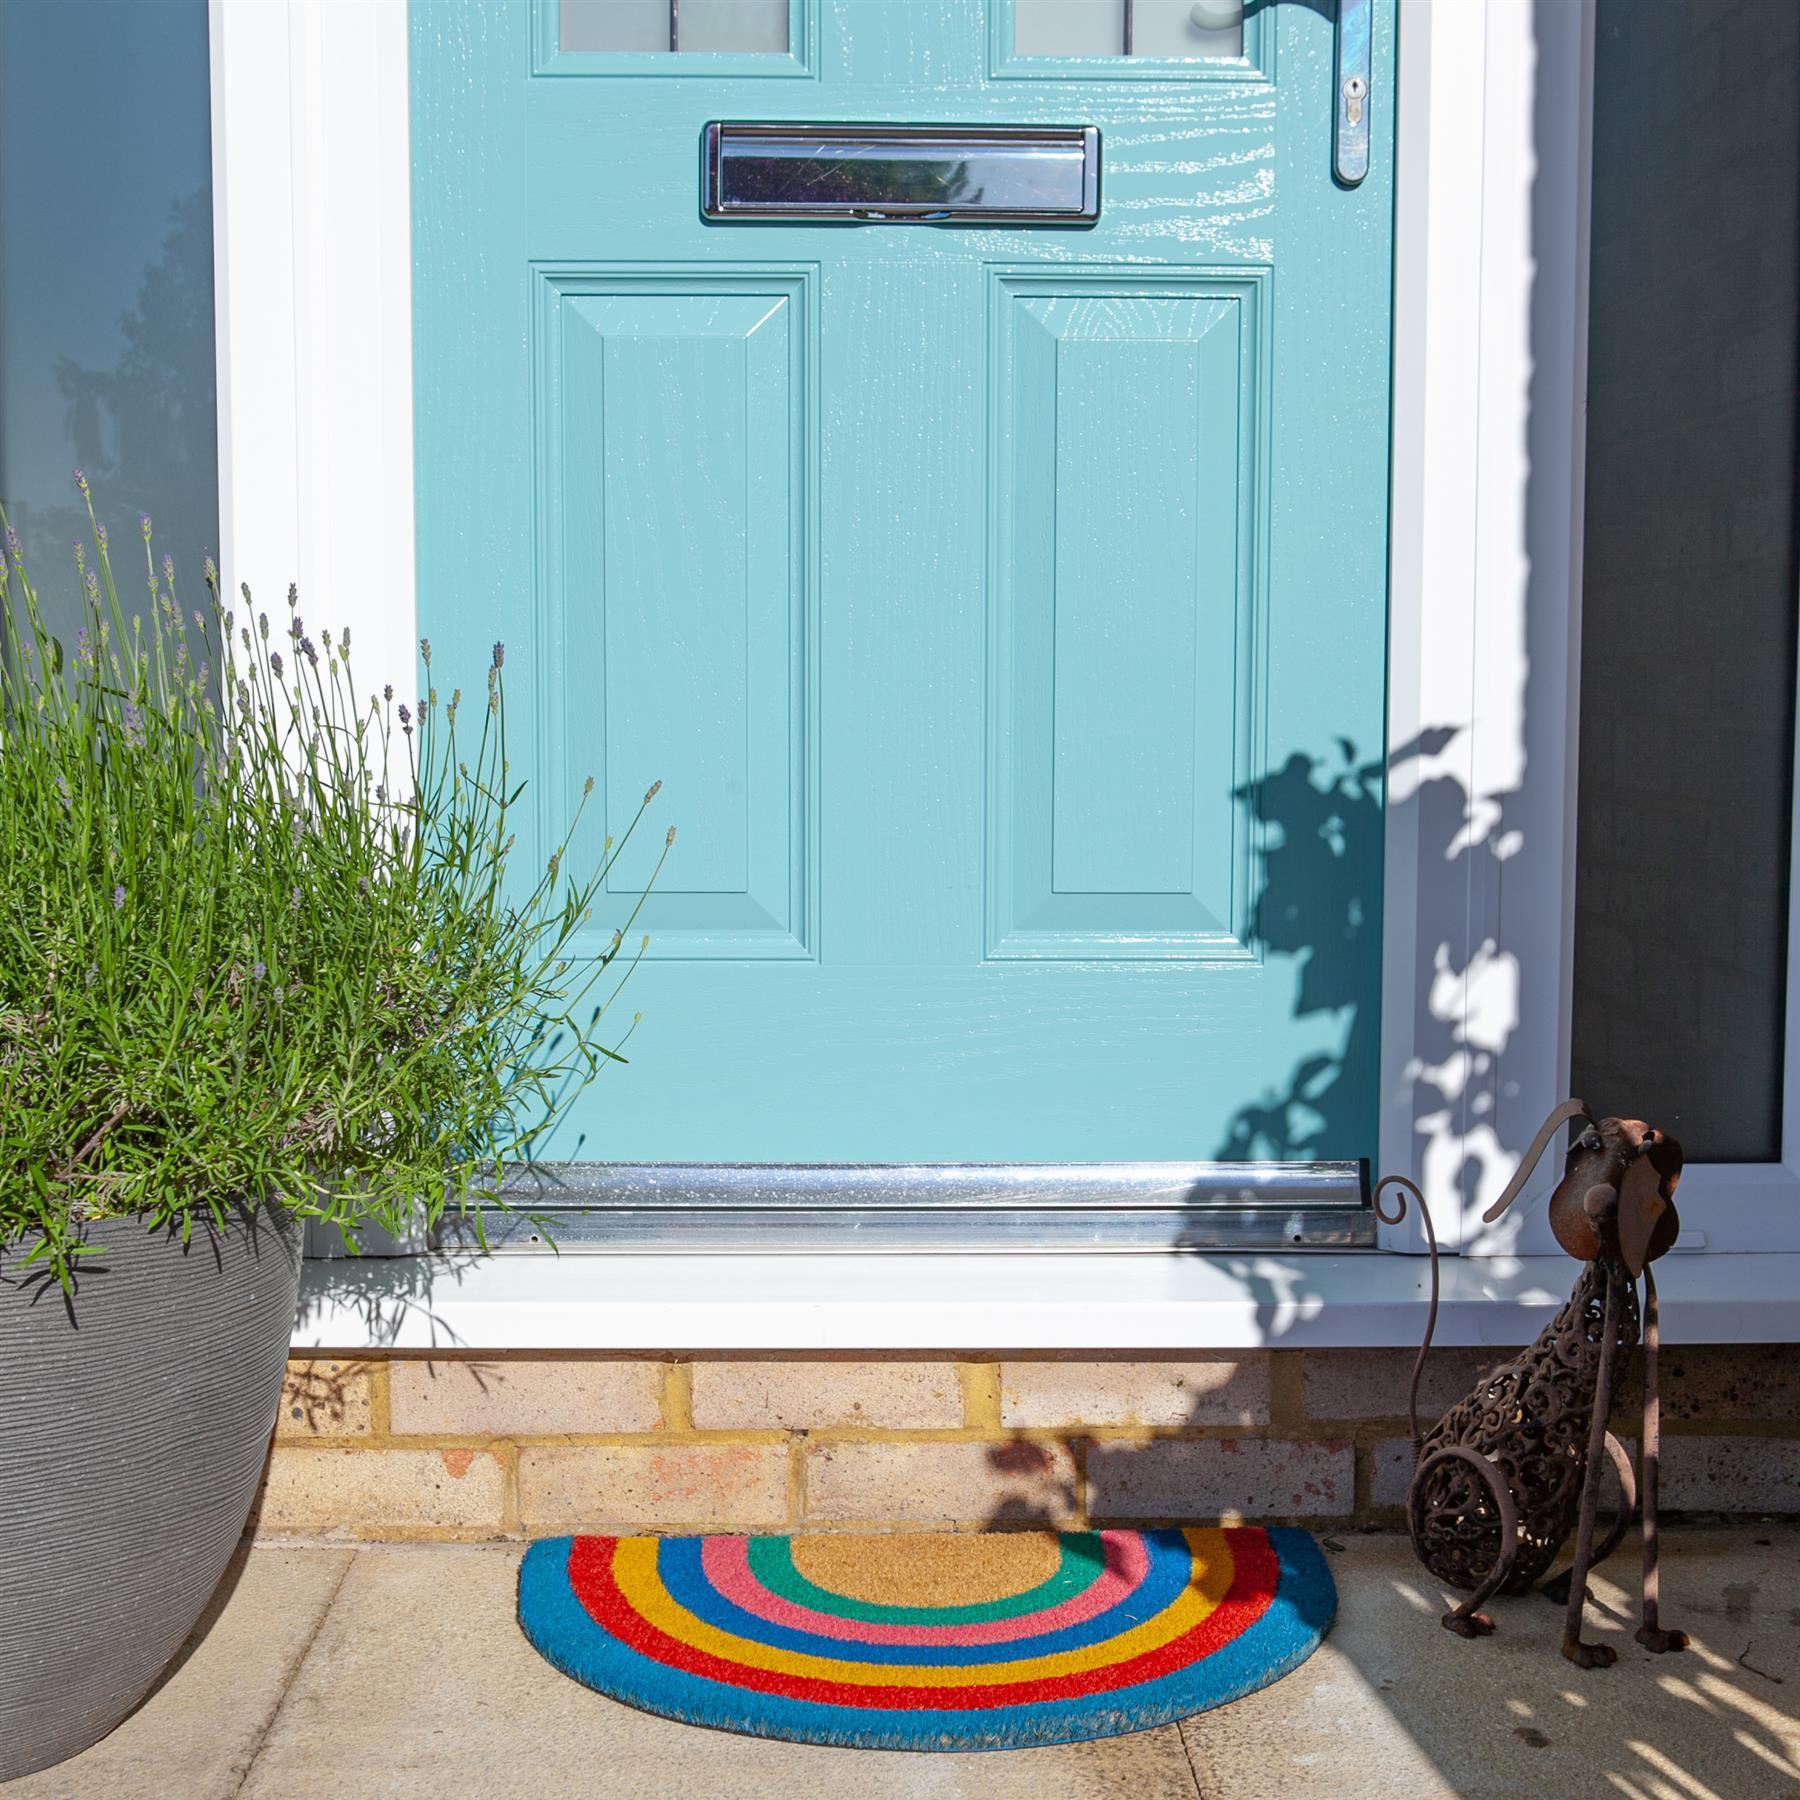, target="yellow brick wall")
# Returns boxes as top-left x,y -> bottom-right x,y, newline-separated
254,1346 -> 1800,1541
